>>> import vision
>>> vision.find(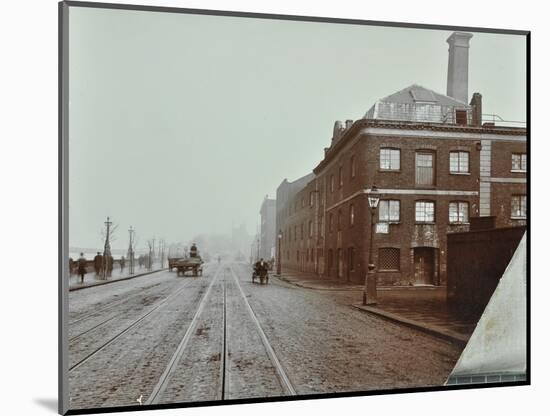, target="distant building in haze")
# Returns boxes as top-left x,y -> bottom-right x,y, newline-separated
259,196 -> 276,261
